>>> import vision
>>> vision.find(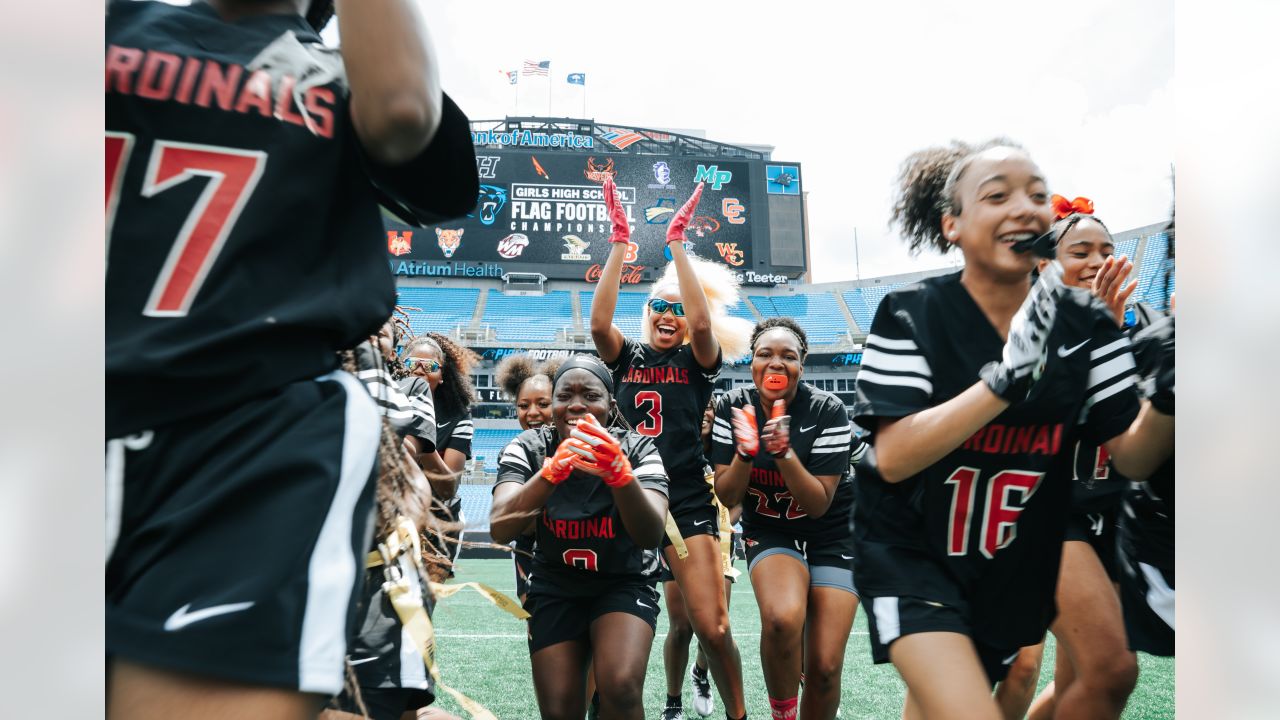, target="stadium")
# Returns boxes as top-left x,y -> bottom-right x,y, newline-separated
388,117 -> 1176,717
